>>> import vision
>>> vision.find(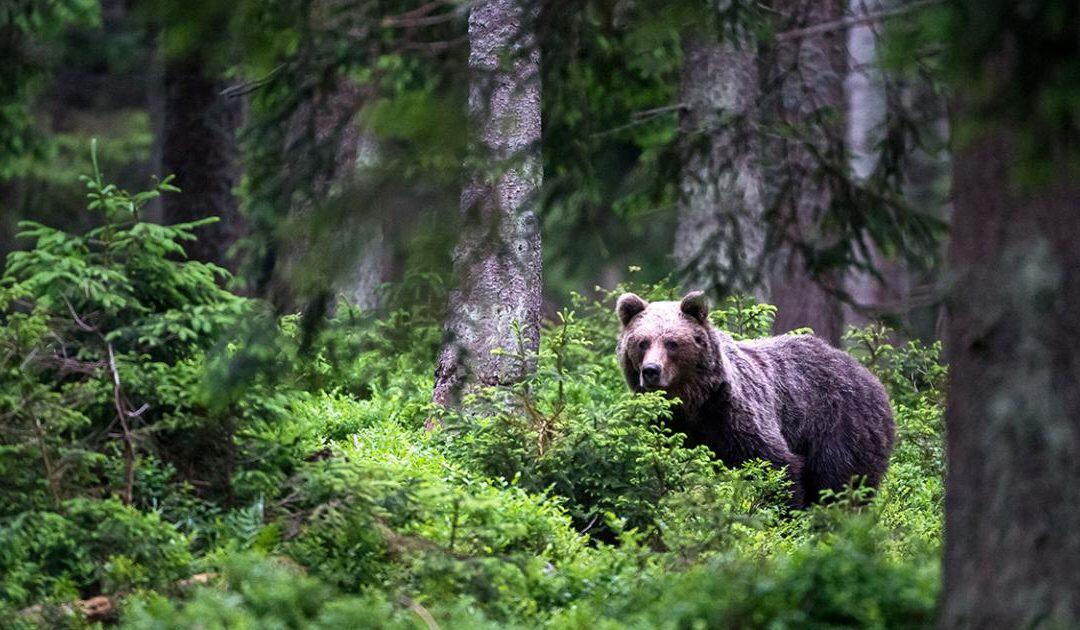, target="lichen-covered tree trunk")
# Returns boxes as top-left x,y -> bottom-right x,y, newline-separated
673,33 -> 767,299
432,0 -> 542,407
941,127 -> 1080,626
764,1 -> 846,345
161,54 -> 245,274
